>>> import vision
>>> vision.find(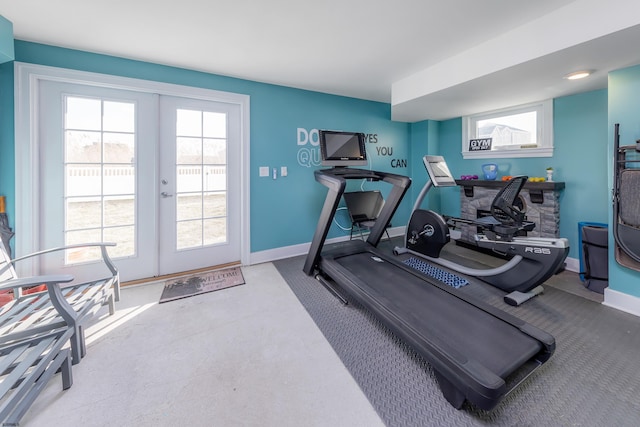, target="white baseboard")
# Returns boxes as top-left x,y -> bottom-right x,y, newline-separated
564,257 -> 579,273
603,288 -> 640,317
248,226 -> 405,265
